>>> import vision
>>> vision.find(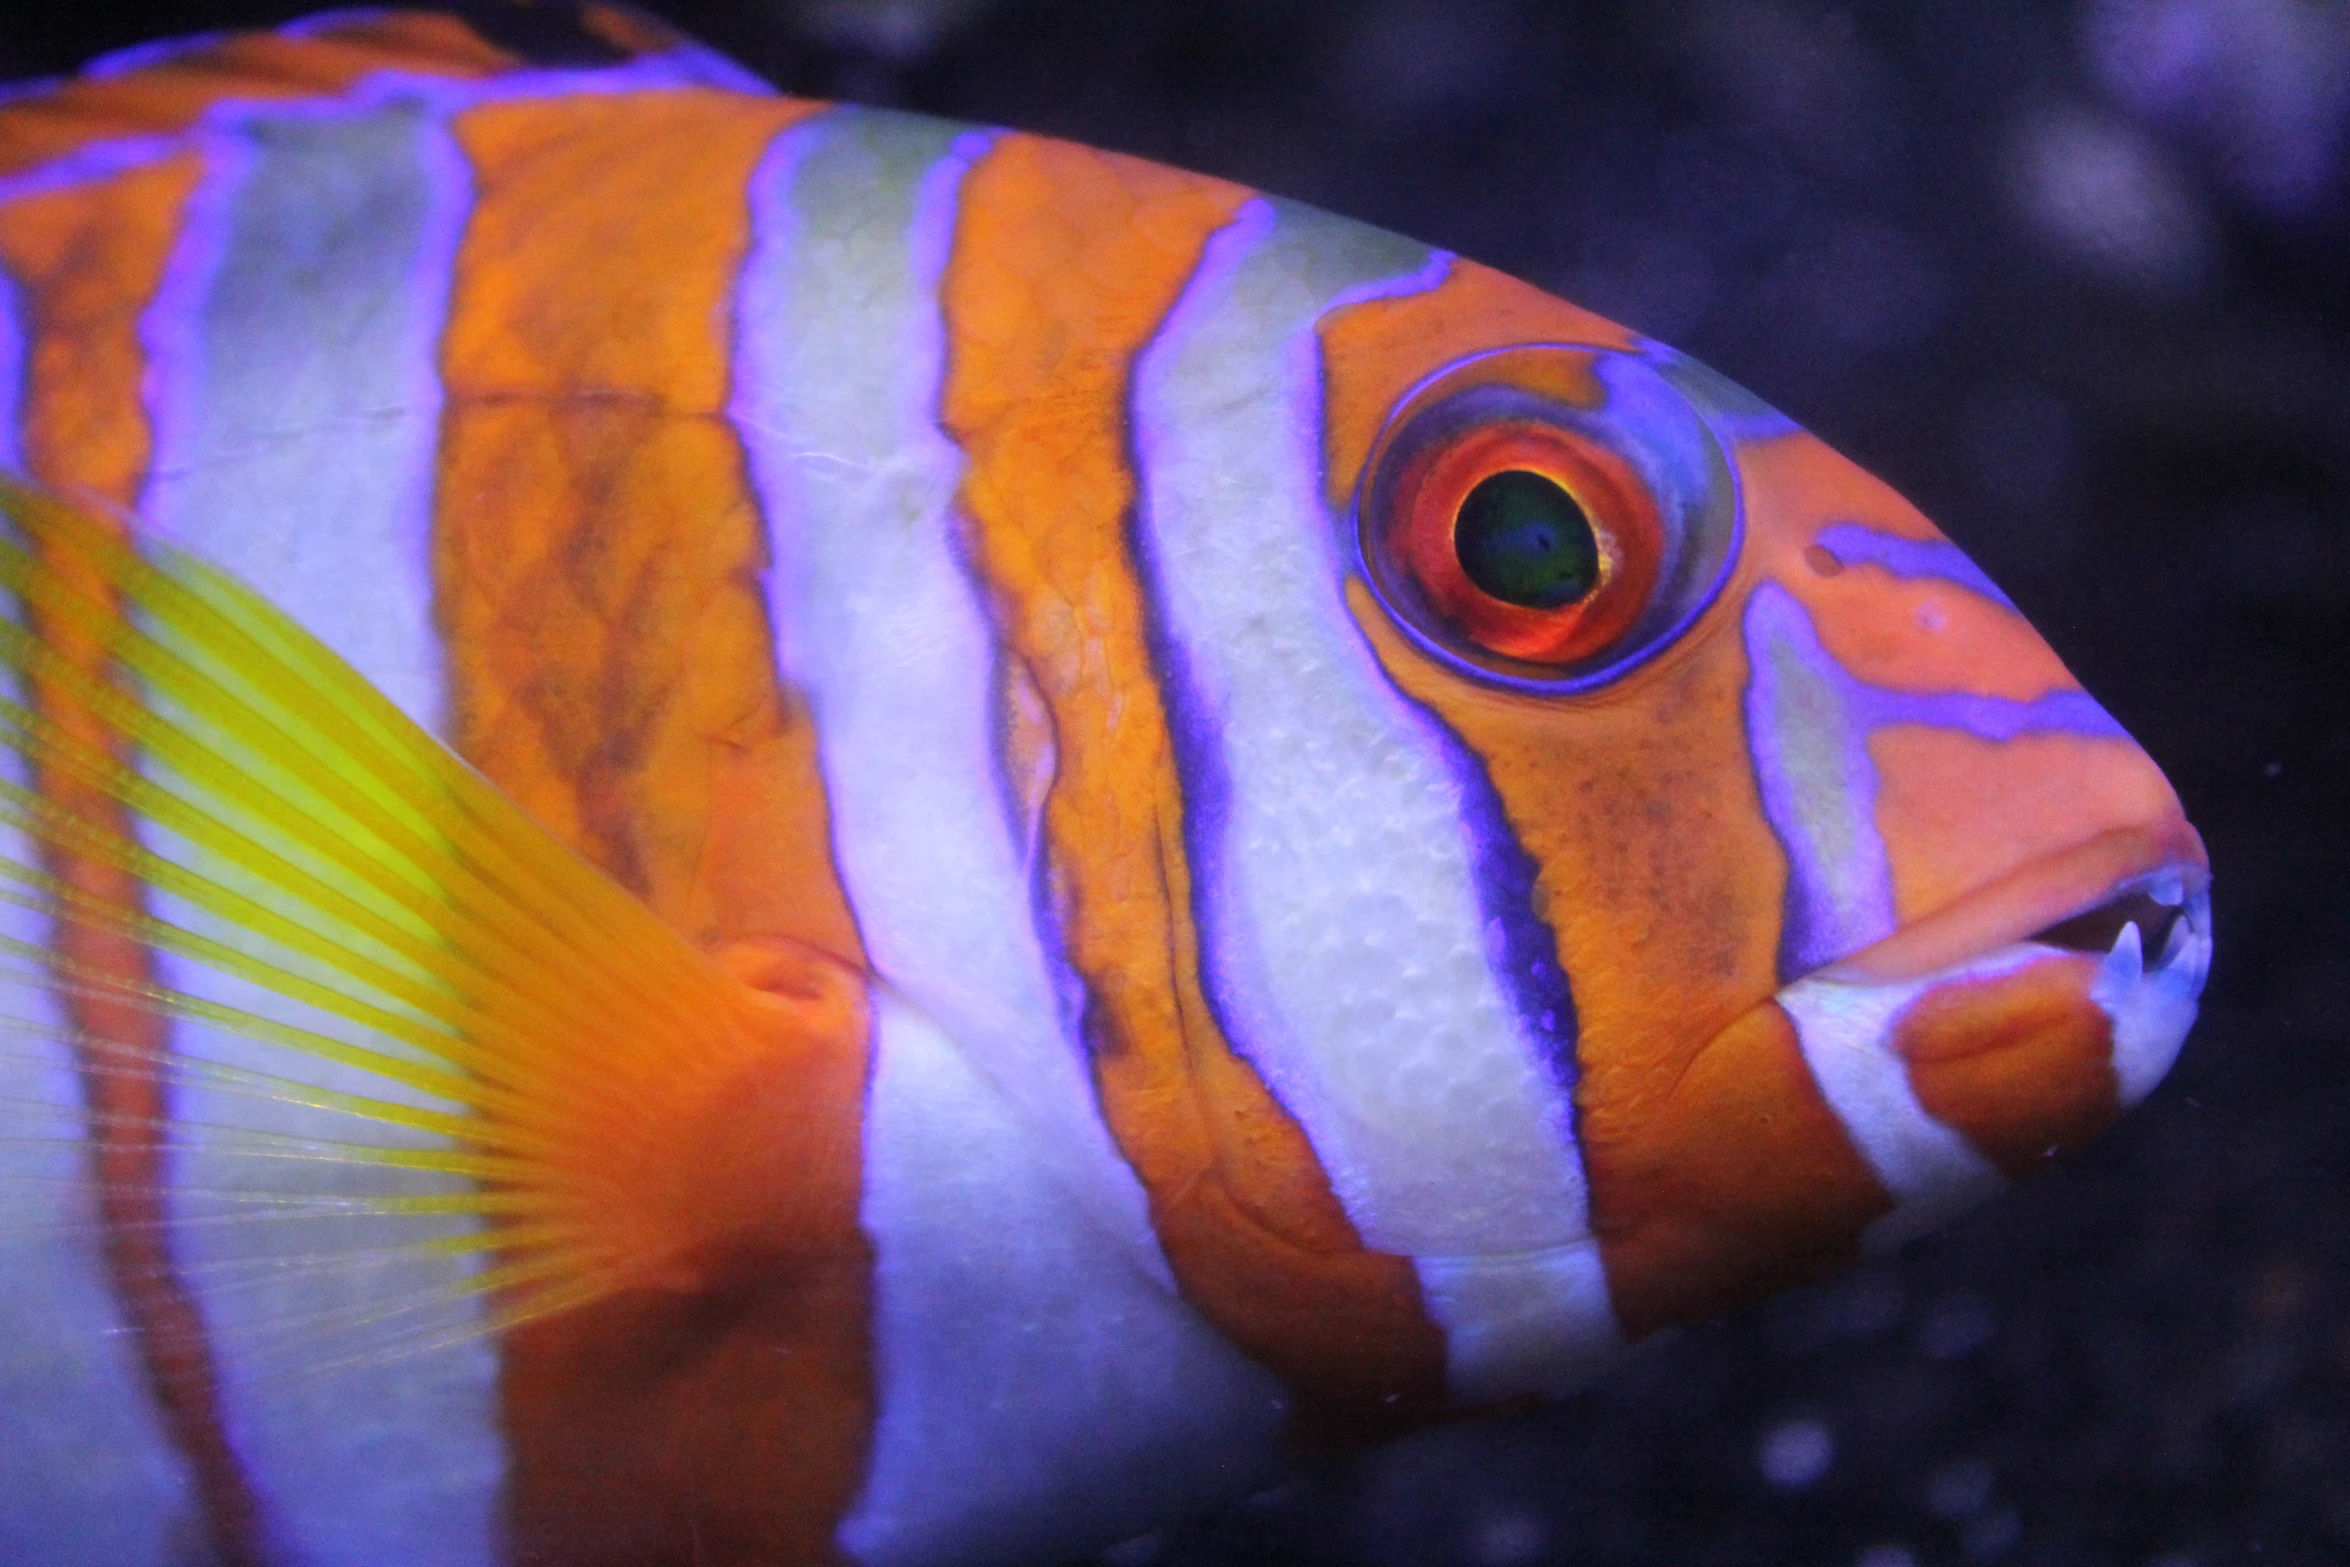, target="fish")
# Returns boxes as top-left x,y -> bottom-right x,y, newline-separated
0,6 -> 2213,1567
